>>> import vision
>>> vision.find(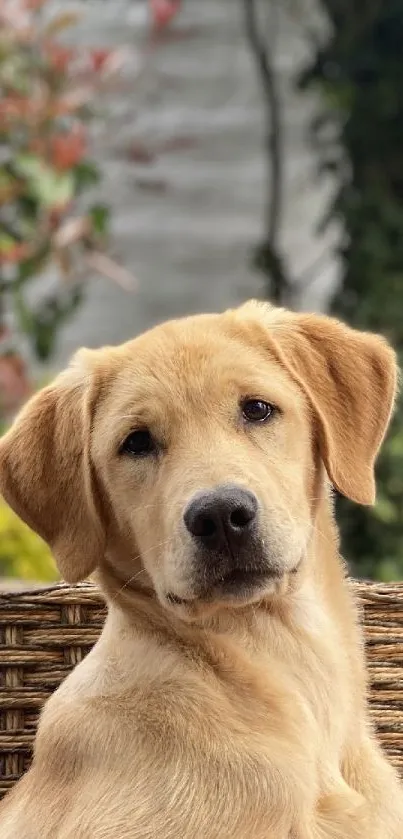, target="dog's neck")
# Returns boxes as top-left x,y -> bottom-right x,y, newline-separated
95,490 -> 345,654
